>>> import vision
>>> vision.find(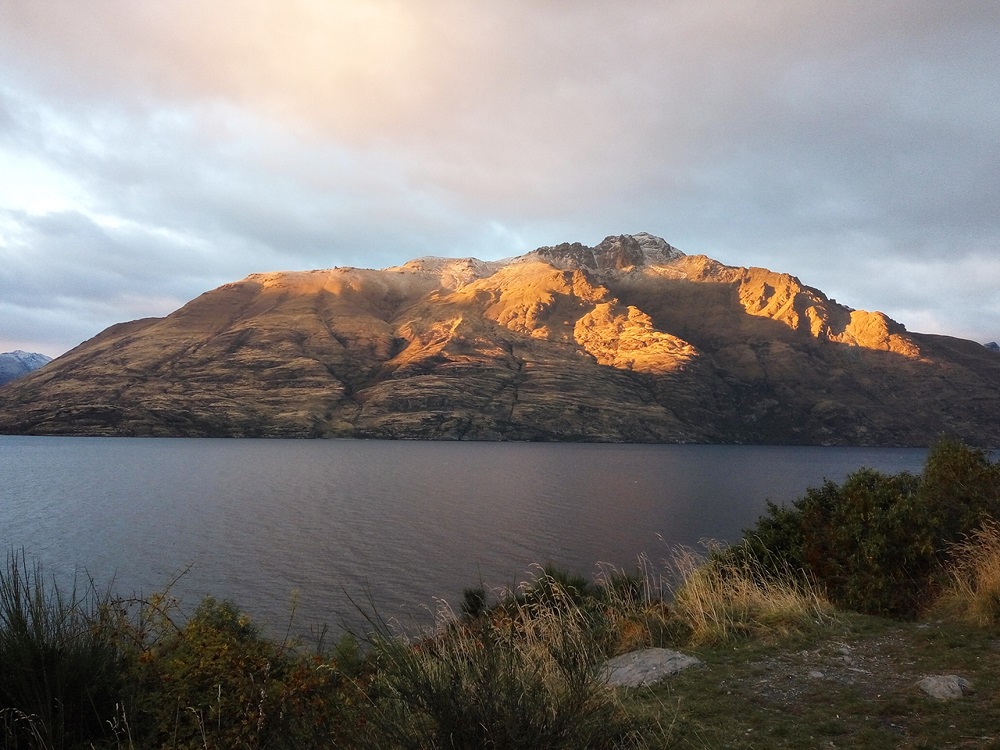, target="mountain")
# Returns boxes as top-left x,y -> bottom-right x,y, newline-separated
0,350 -> 52,386
1,233 -> 997,445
